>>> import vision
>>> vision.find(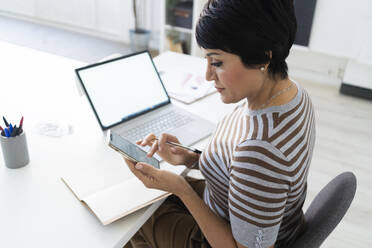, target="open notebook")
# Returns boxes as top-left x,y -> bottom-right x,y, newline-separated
61,165 -> 185,225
